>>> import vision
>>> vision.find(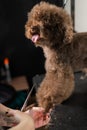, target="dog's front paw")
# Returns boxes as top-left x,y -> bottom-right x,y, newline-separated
36,92 -> 53,112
